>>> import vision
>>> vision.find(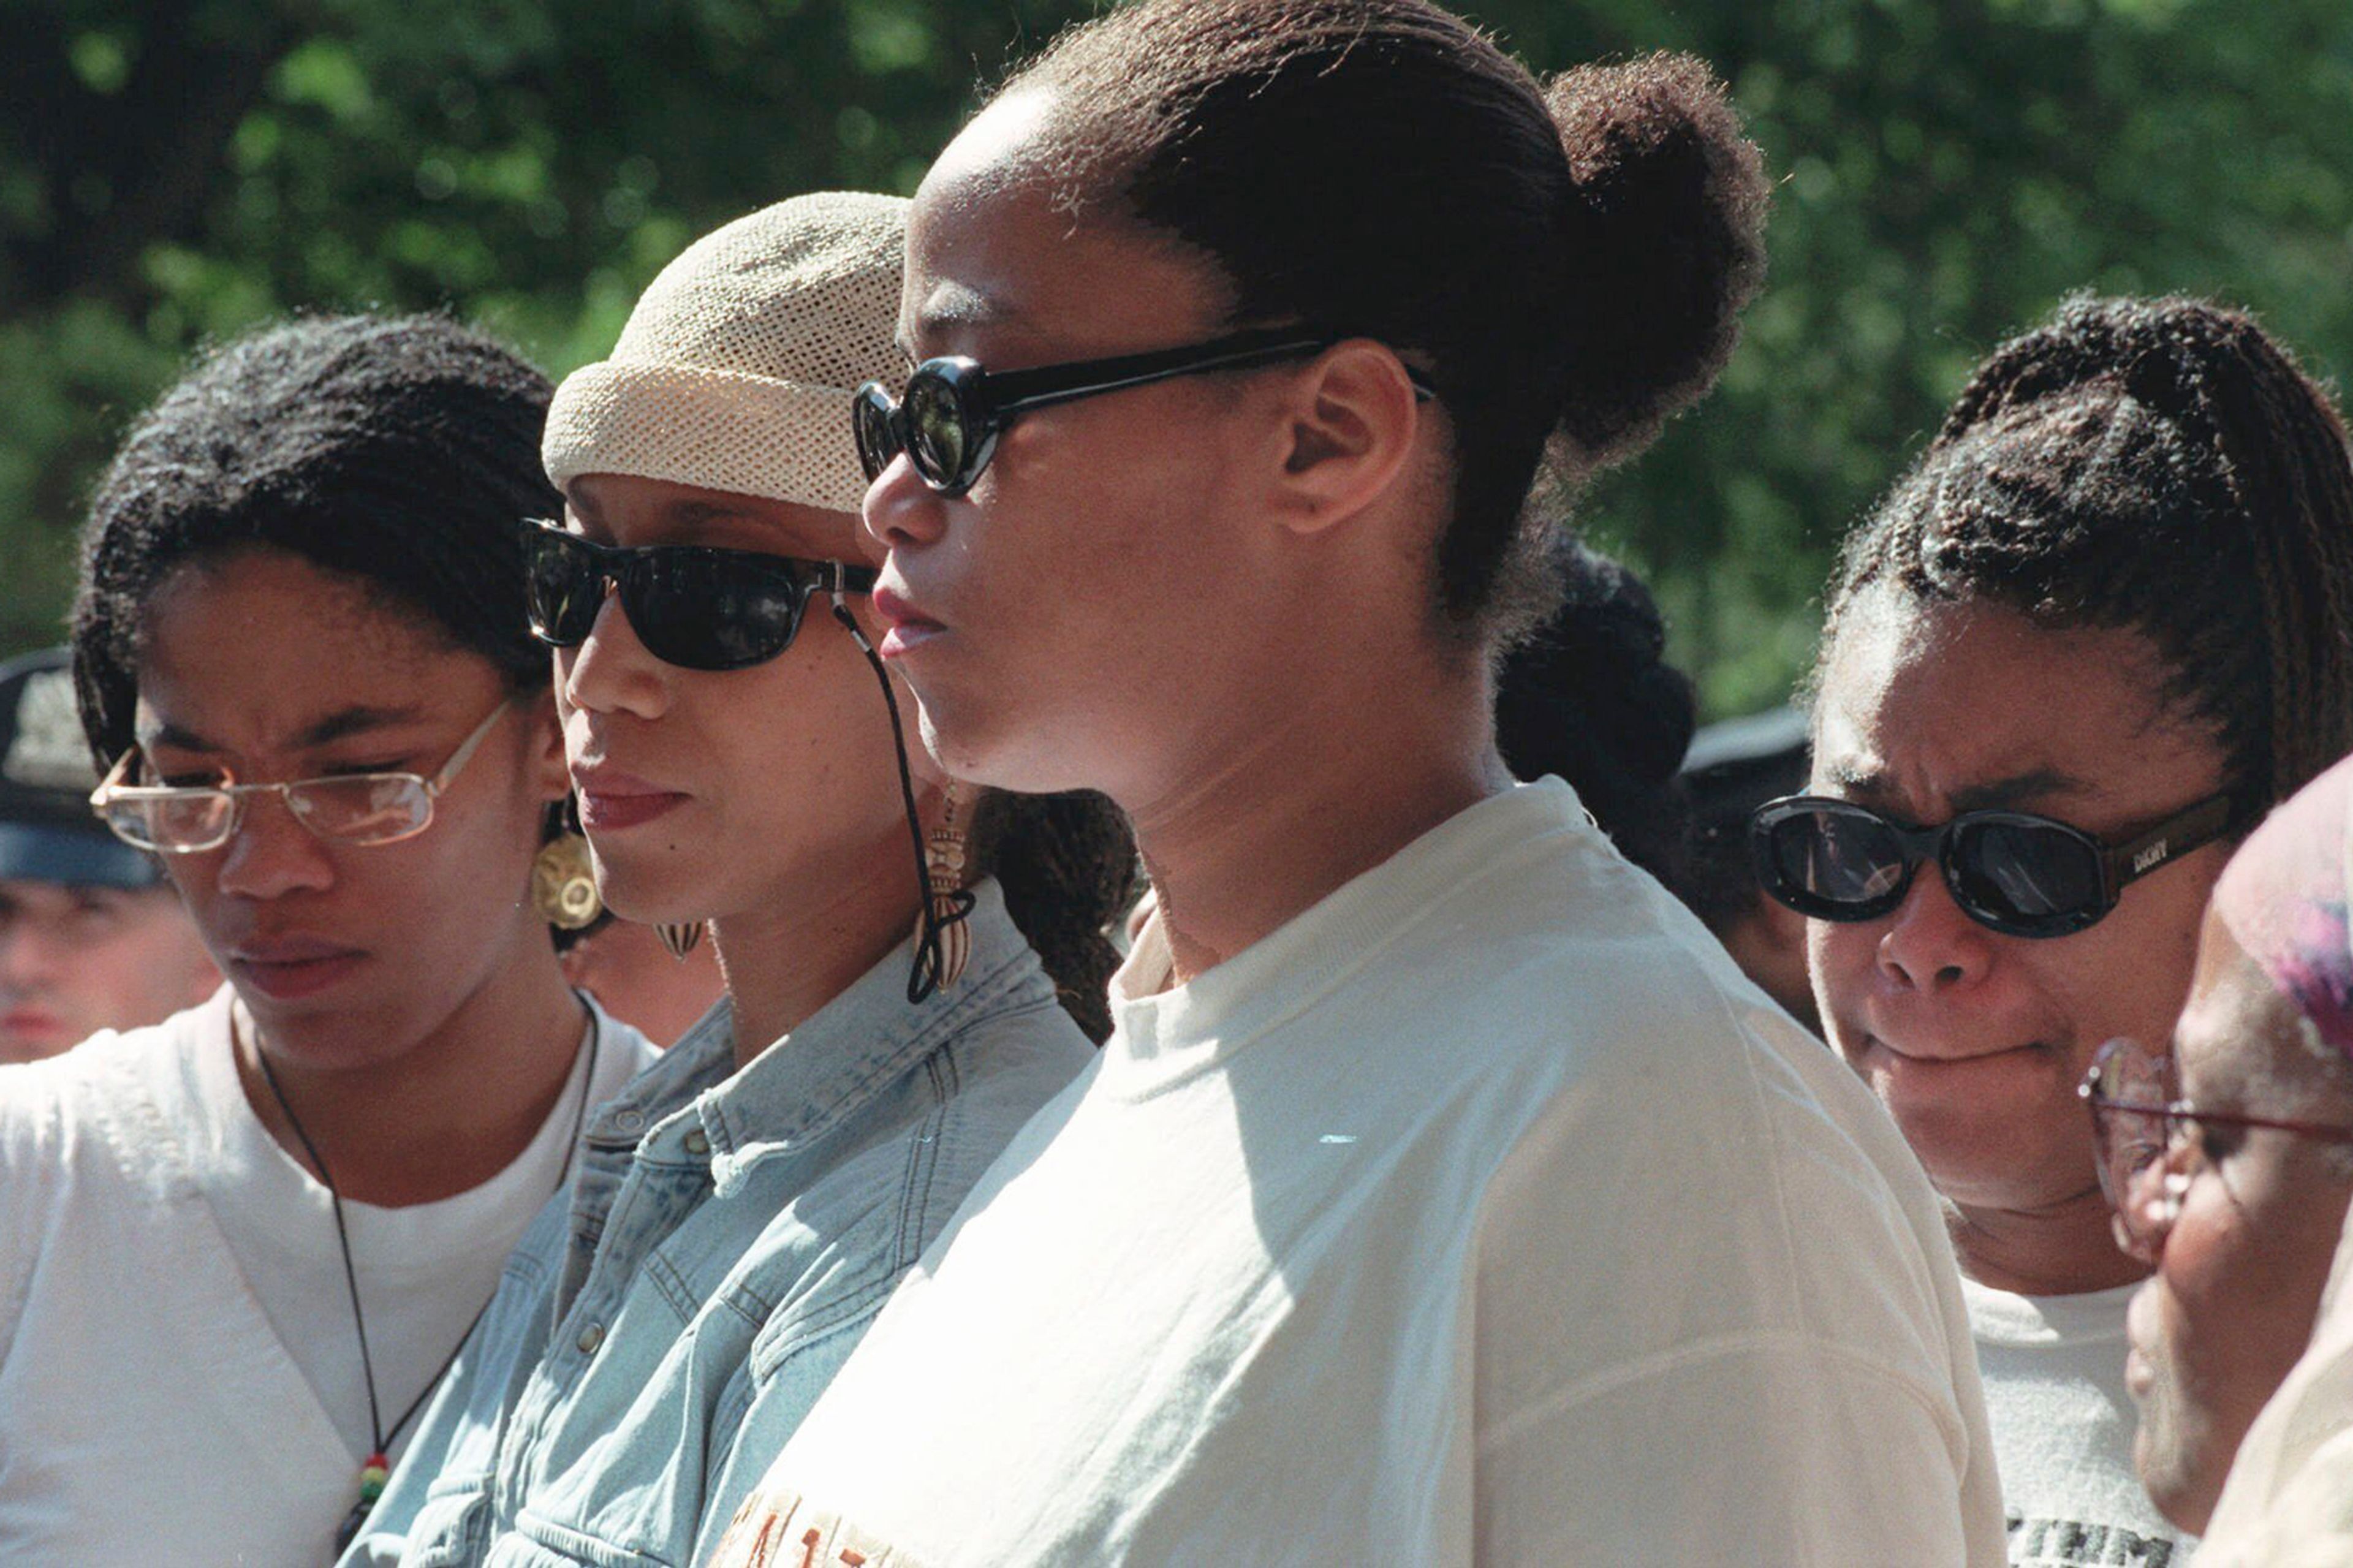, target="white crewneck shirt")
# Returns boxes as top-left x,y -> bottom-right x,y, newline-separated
0,986 -> 654,1566
714,780 -> 2004,1567
1968,1278 -> 2196,1566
